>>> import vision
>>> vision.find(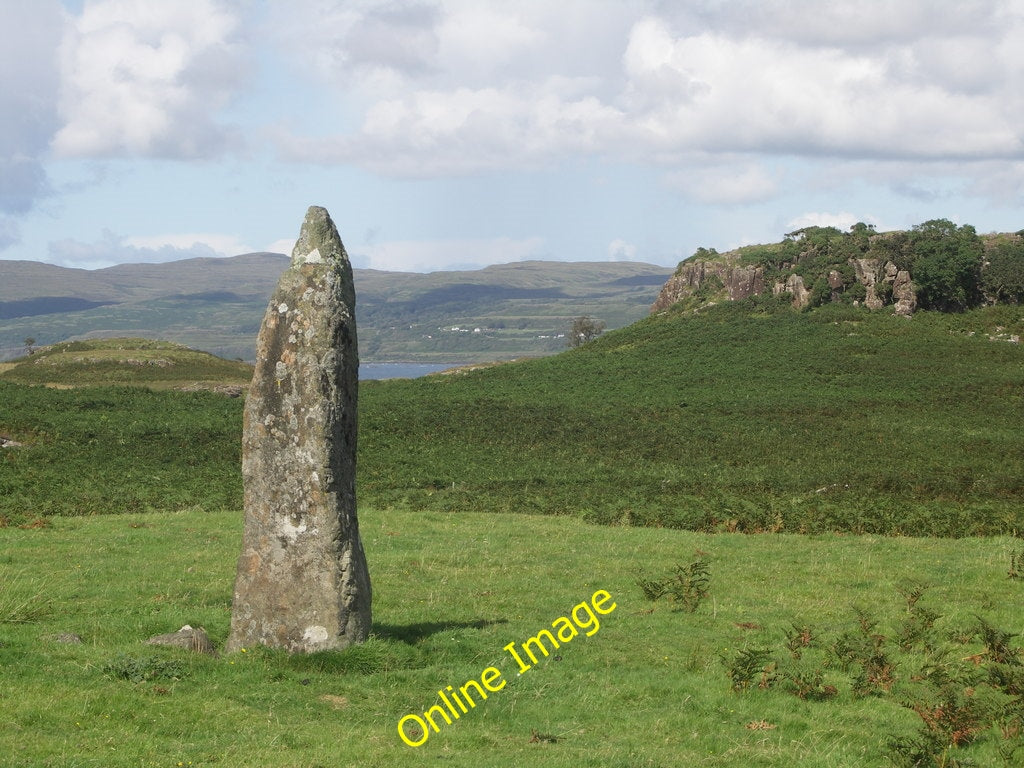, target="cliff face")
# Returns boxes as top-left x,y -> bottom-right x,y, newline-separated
849,258 -> 917,315
655,221 -> 1024,318
649,254 -> 764,312
652,252 -> 917,316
